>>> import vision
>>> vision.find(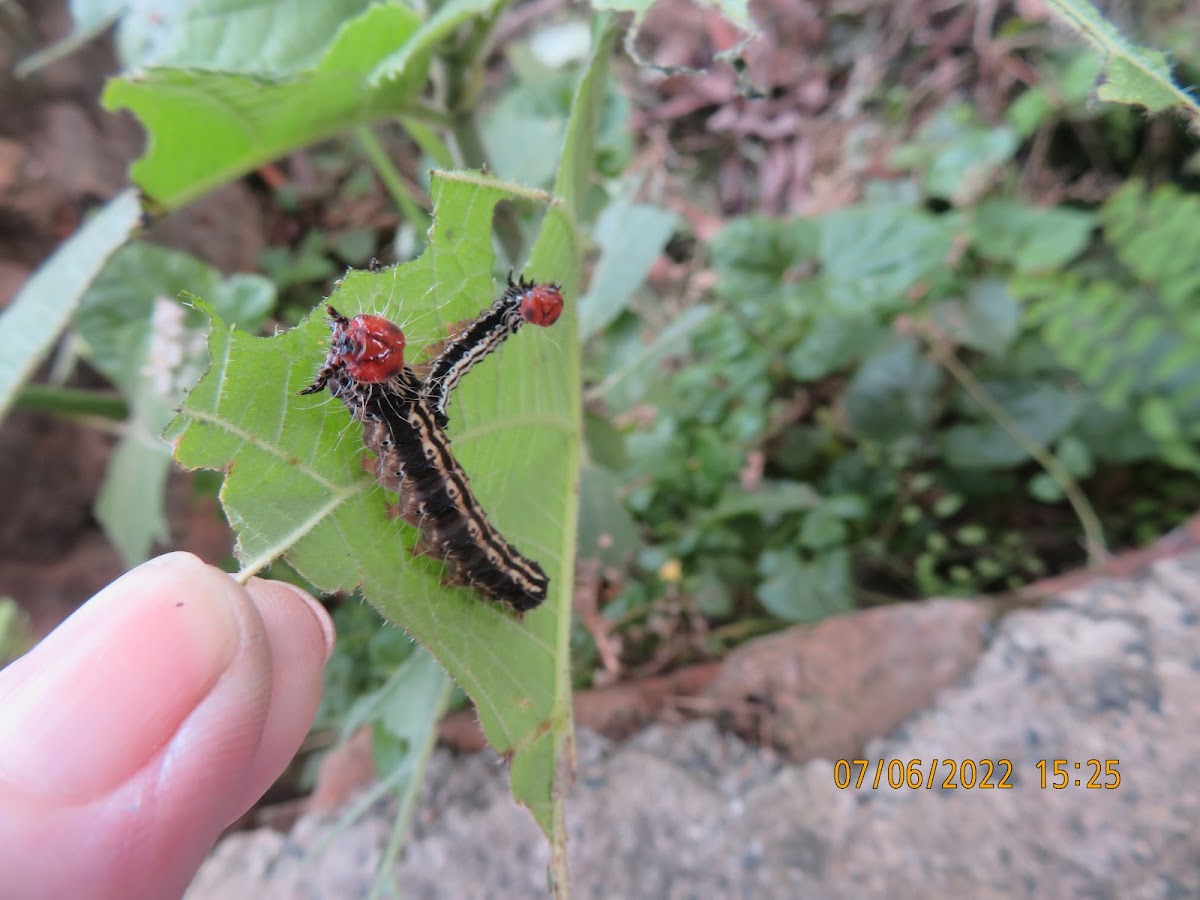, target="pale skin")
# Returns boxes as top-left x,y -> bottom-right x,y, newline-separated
0,552 -> 335,898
